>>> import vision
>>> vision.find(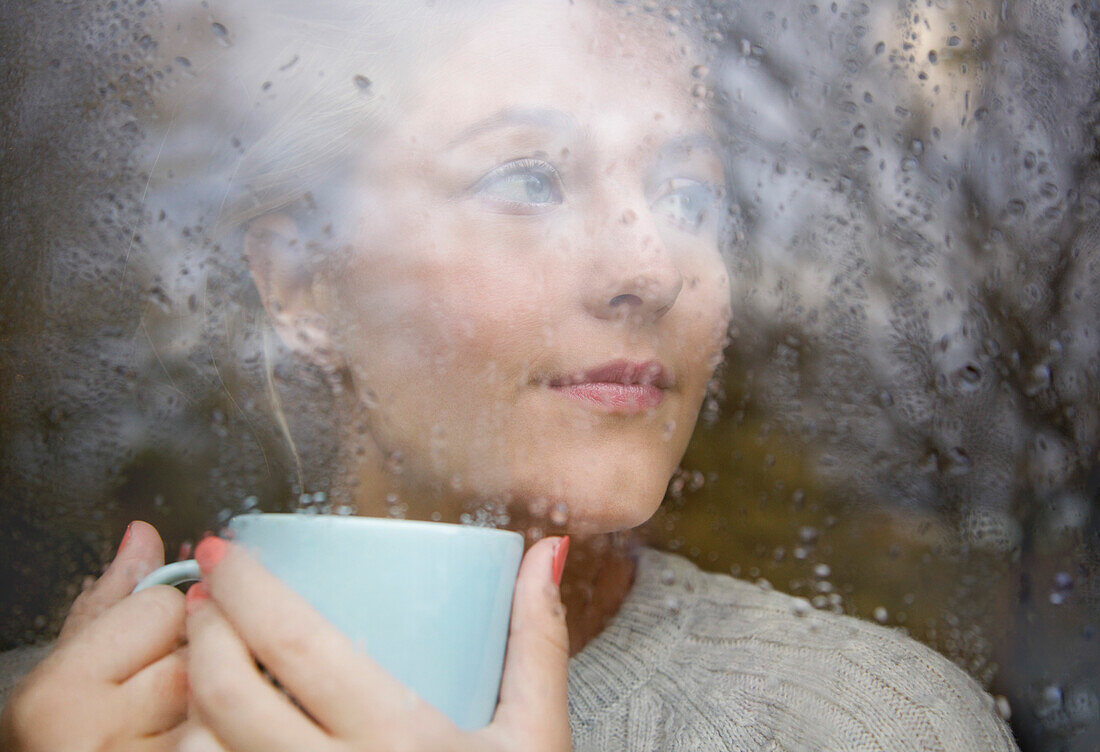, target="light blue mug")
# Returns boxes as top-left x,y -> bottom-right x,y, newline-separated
134,513 -> 524,730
